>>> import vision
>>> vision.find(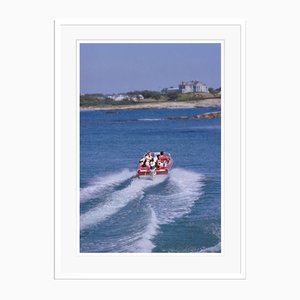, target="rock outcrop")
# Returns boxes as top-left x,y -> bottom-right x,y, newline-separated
164,111 -> 221,120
